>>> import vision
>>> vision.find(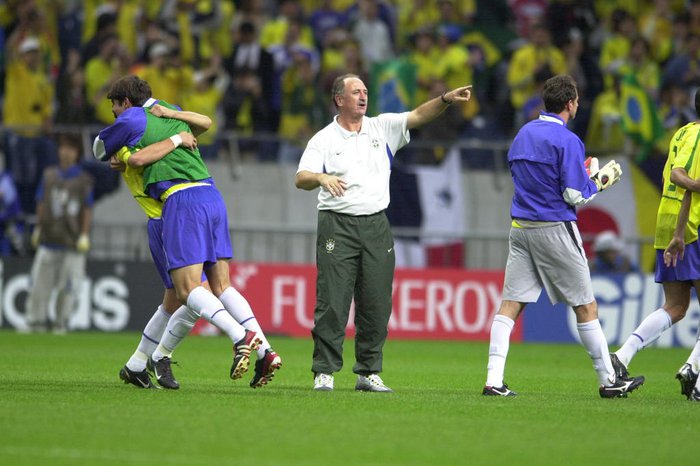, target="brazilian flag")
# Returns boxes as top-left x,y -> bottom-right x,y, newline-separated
619,74 -> 663,160
369,59 -> 417,115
